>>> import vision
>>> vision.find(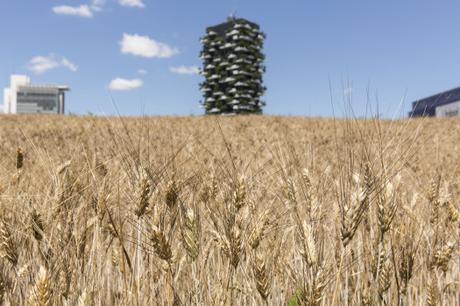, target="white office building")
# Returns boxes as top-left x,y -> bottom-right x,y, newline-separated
3,75 -> 69,114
